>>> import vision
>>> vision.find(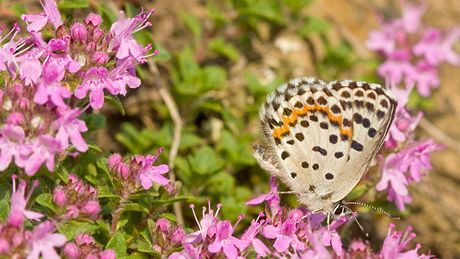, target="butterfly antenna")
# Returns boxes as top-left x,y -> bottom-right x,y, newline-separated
344,201 -> 400,219
353,216 -> 369,238
342,206 -> 369,238
278,191 -> 299,195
